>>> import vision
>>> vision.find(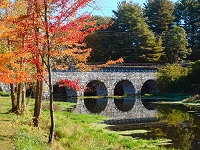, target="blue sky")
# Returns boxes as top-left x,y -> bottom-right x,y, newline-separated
85,0 -> 146,17
84,0 -> 176,17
